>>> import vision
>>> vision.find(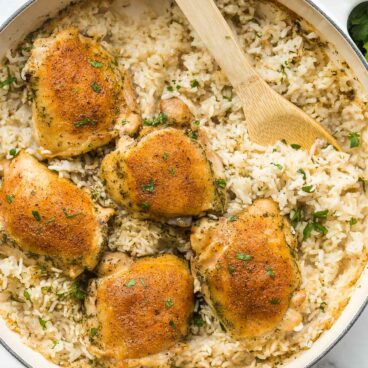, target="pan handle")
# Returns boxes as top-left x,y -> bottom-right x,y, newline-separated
307,0 -> 363,37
